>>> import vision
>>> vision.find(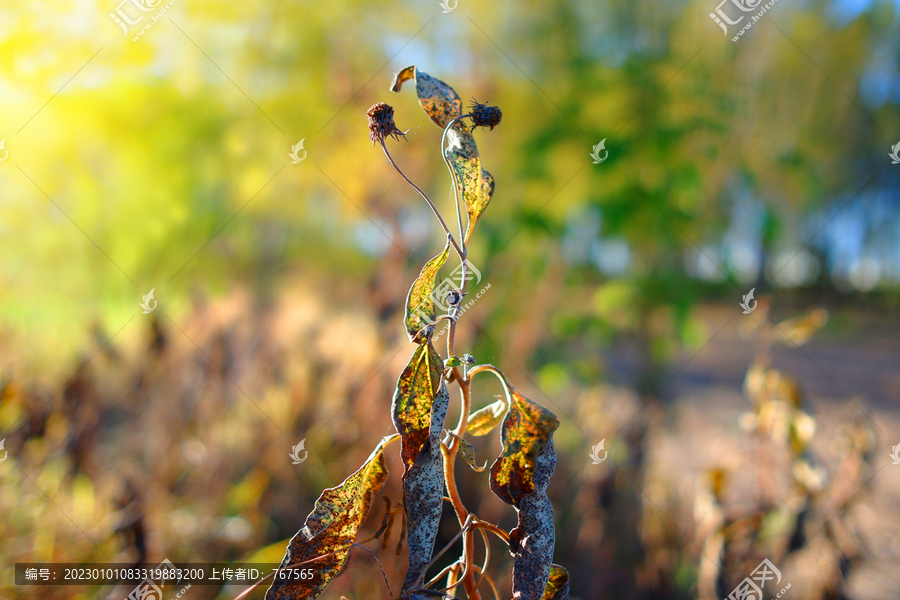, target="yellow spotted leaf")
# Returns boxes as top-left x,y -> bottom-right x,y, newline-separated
390,342 -> 450,590
391,65 -> 461,128
404,239 -> 451,341
540,564 -> 570,600
466,397 -> 508,437
265,435 -> 396,600
391,343 -> 445,472
490,384 -> 559,507
391,65 -> 495,243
